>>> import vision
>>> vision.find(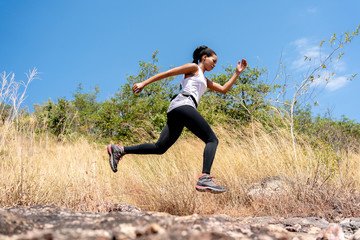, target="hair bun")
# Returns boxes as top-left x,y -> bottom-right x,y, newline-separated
195,45 -> 208,55
197,45 -> 208,51
193,45 -> 208,63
